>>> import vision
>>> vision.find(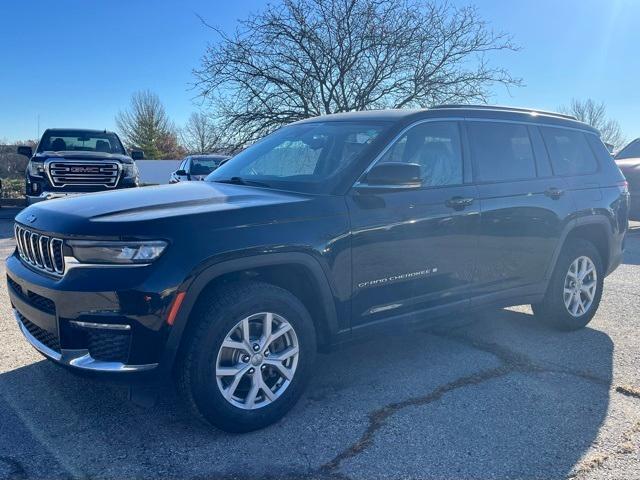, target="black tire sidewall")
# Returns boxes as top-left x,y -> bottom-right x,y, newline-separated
541,239 -> 604,330
186,283 -> 316,432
